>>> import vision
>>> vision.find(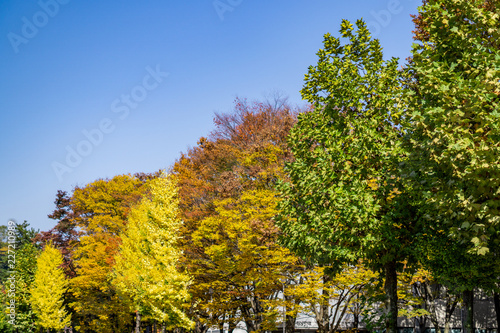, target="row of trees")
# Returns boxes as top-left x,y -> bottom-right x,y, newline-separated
2,0 -> 499,332
278,0 -> 500,332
